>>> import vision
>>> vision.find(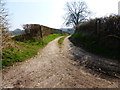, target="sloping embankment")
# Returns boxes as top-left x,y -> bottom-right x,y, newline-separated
63,36 -> 120,79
